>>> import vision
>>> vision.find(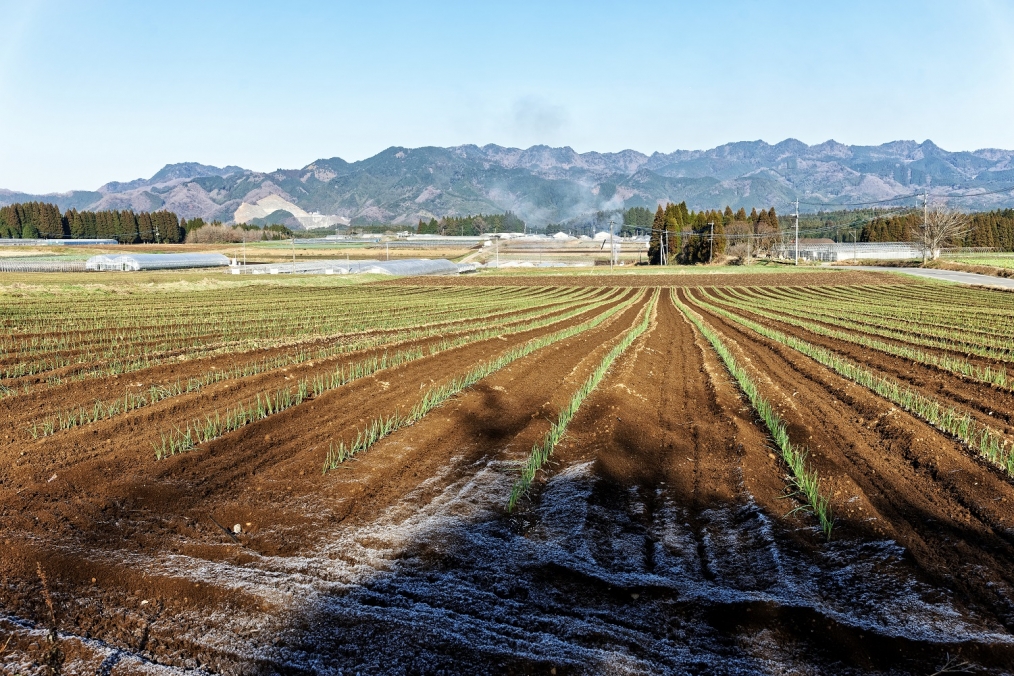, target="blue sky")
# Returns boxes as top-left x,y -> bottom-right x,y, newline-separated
2,0 -> 1013,192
